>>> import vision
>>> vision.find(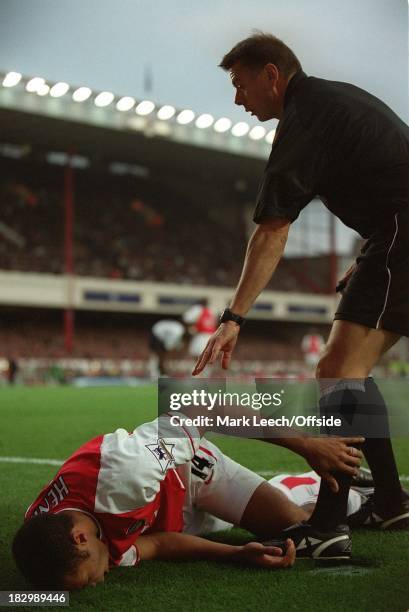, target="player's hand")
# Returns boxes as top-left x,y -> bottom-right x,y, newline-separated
302,436 -> 364,493
192,322 -> 240,375
237,540 -> 295,568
